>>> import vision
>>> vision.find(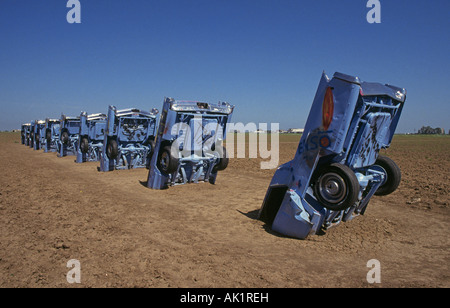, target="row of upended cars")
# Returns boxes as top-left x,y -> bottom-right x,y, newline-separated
19,71 -> 407,239
21,97 -> 235,190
